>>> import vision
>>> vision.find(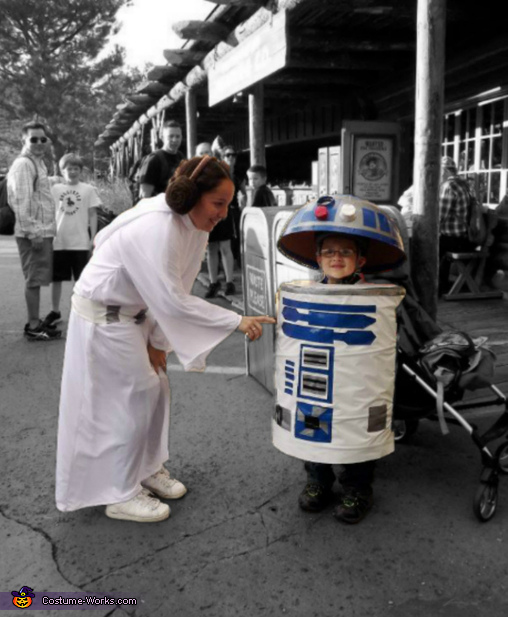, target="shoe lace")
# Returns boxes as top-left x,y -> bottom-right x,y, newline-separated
135,490 -> 161,510
306,483 -> 325,498
154,468 -> 177,485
